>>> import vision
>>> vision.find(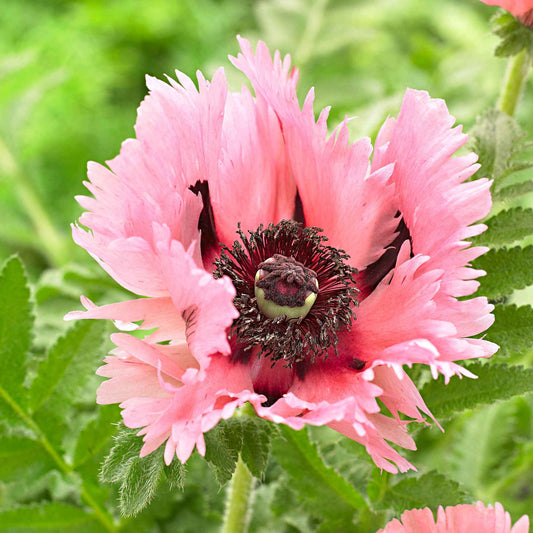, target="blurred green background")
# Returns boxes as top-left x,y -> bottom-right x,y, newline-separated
2,0 -> 529,277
